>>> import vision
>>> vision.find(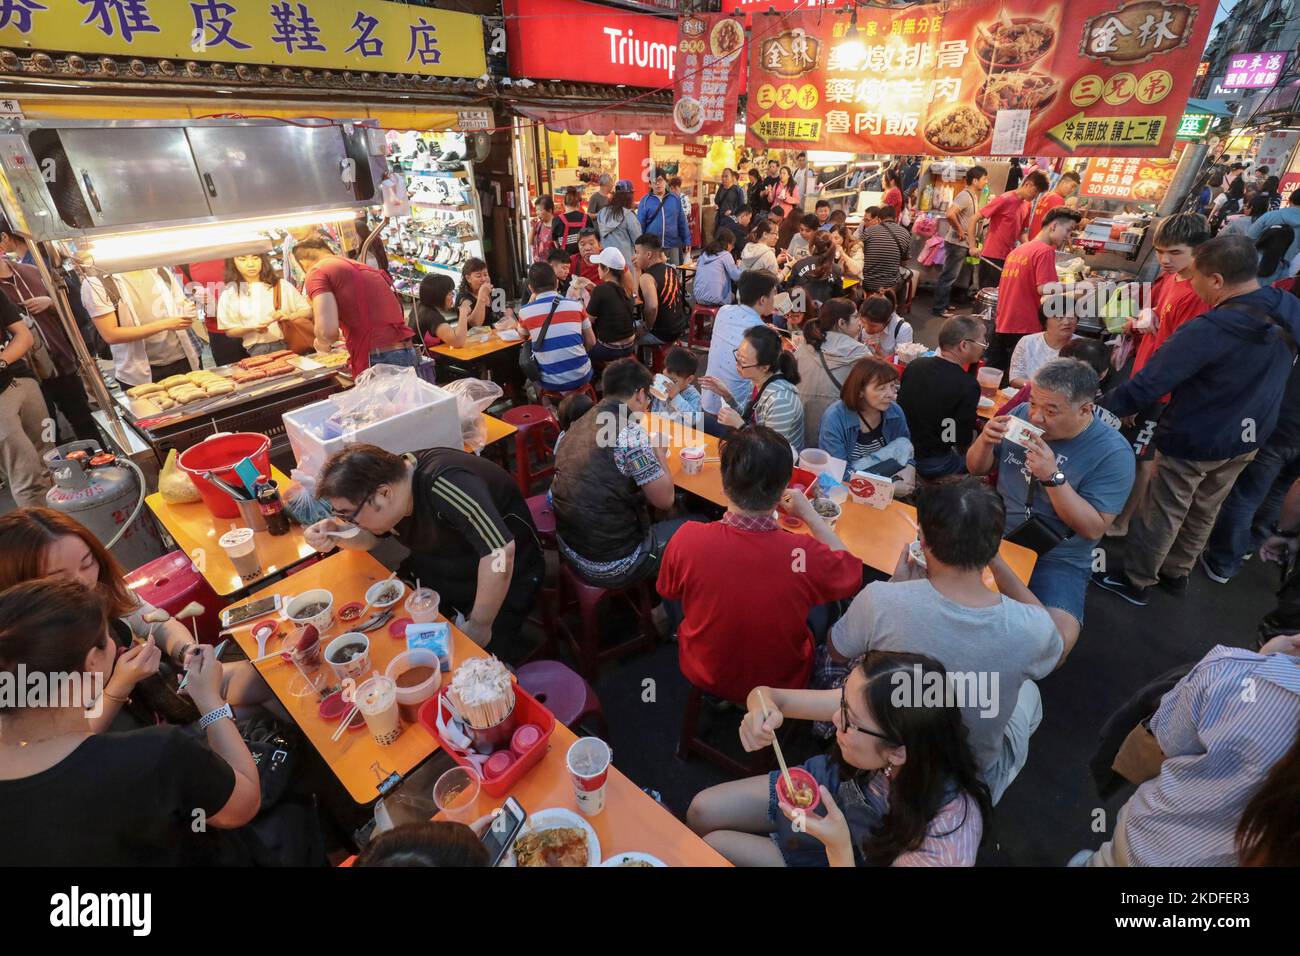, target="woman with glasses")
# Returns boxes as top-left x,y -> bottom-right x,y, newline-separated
699,324 -> 805,451
686,650 -> 992,867
818,357 -> 915,491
